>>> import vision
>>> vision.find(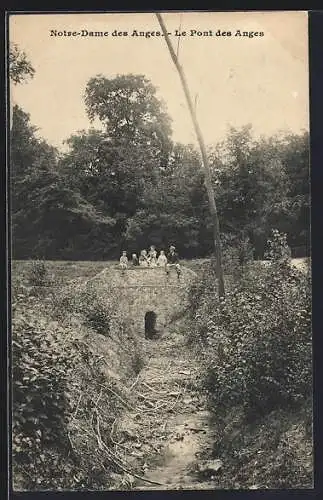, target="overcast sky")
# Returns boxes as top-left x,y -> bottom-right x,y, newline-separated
10,11 -> 309,150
